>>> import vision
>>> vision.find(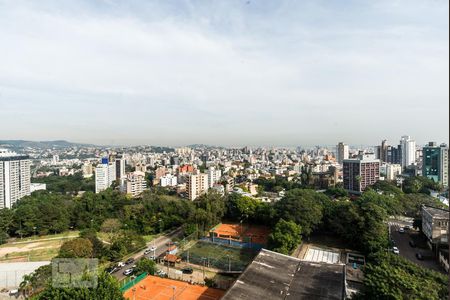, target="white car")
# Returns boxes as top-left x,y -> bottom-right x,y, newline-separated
398,227 -> 405,233
123,269 -> 134,276
392,247 -> 400,255
150,246 -> 157,252
117,262 -> 125,268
